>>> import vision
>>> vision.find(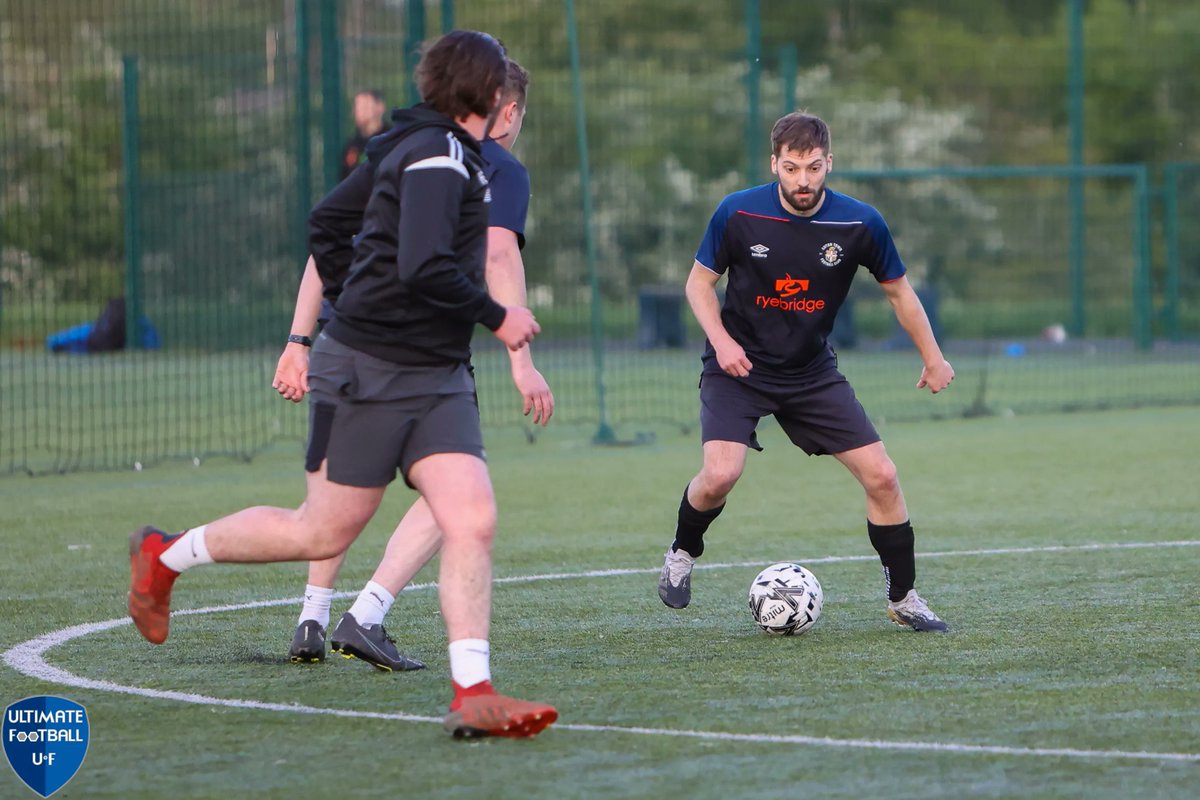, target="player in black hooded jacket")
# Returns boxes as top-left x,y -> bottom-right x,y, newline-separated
127,31 -> 557,740
276,61 -> 552,673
